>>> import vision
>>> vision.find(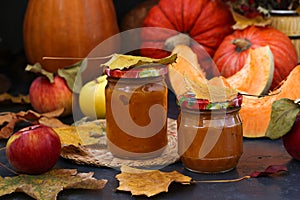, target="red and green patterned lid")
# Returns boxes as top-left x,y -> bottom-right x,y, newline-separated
178,93 -> 243,110
105,65 -> 168,78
